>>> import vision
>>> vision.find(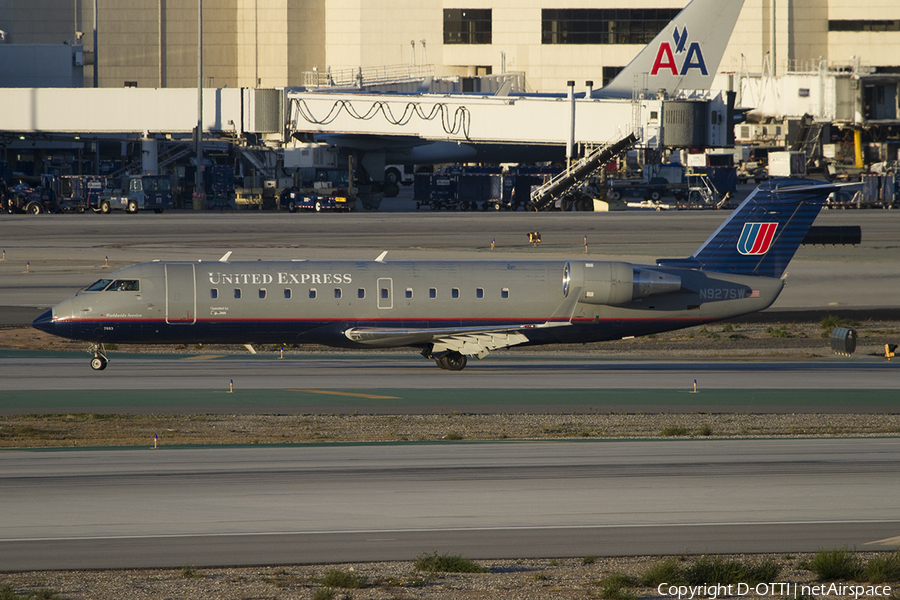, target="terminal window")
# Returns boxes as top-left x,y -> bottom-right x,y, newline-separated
542,9 -> 680,45
829,20 -> 900,32
444,9 -> 492,44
